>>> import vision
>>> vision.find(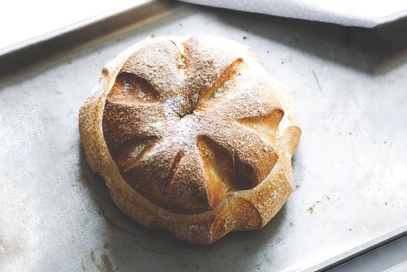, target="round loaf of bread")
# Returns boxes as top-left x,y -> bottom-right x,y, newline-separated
79,35 -> 301,244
